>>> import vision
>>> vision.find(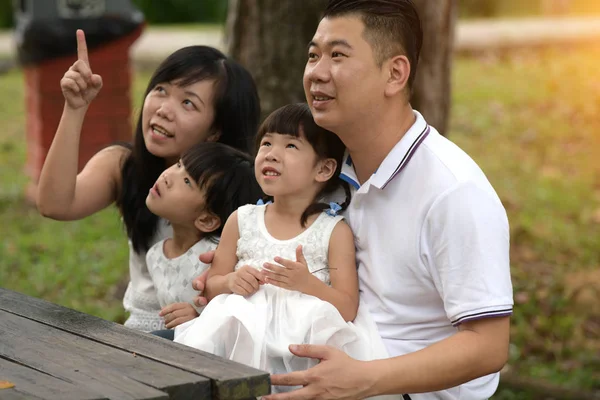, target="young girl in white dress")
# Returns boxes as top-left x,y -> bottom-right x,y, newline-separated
174,104 -> 393,396
145,142 -> 262,330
